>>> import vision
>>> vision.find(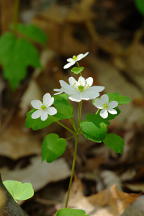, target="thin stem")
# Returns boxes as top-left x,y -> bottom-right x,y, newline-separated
69,118 -> 77,132
56,121 -> 74,135
64,135 -> 78,208
78,101 -> 82,128
96,109 -> 100,115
